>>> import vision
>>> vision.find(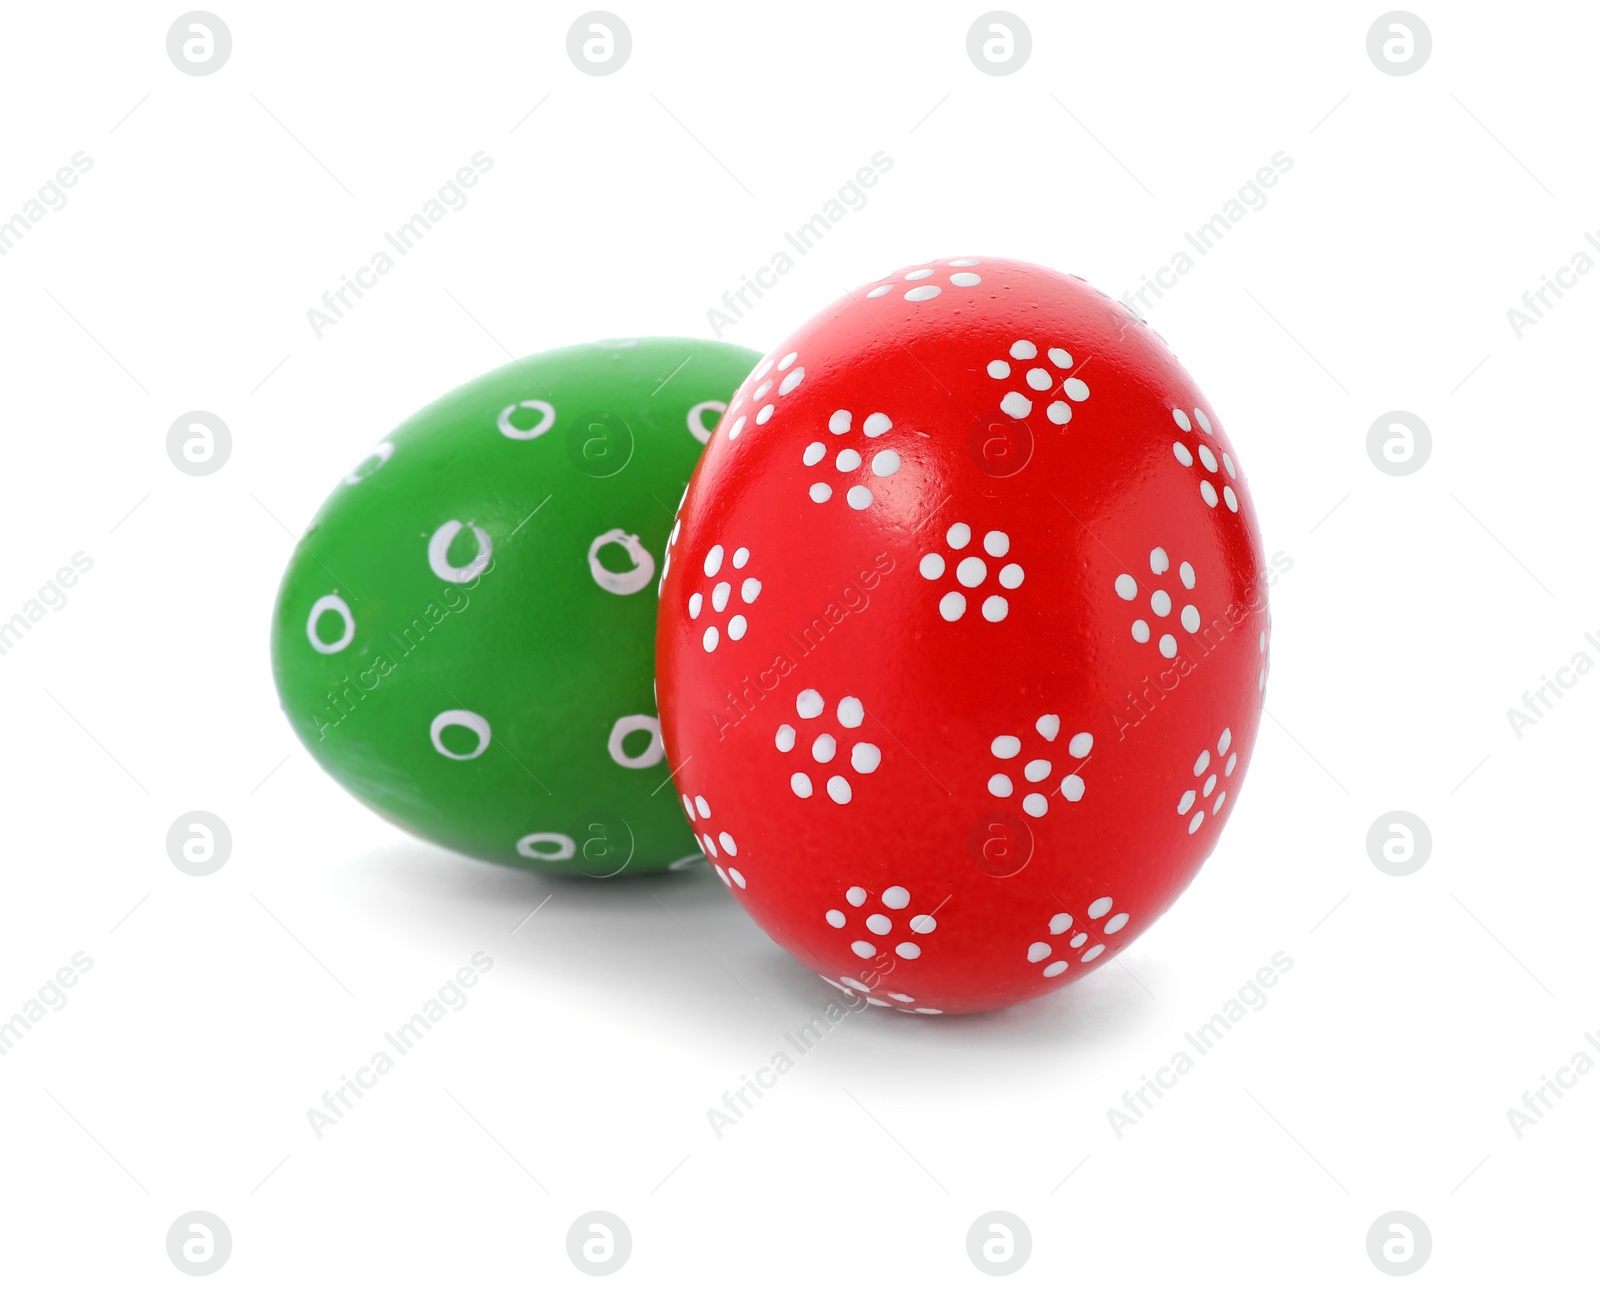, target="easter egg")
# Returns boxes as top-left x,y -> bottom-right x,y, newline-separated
656,258 -> 1271,1012
272,337 -> 758,875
